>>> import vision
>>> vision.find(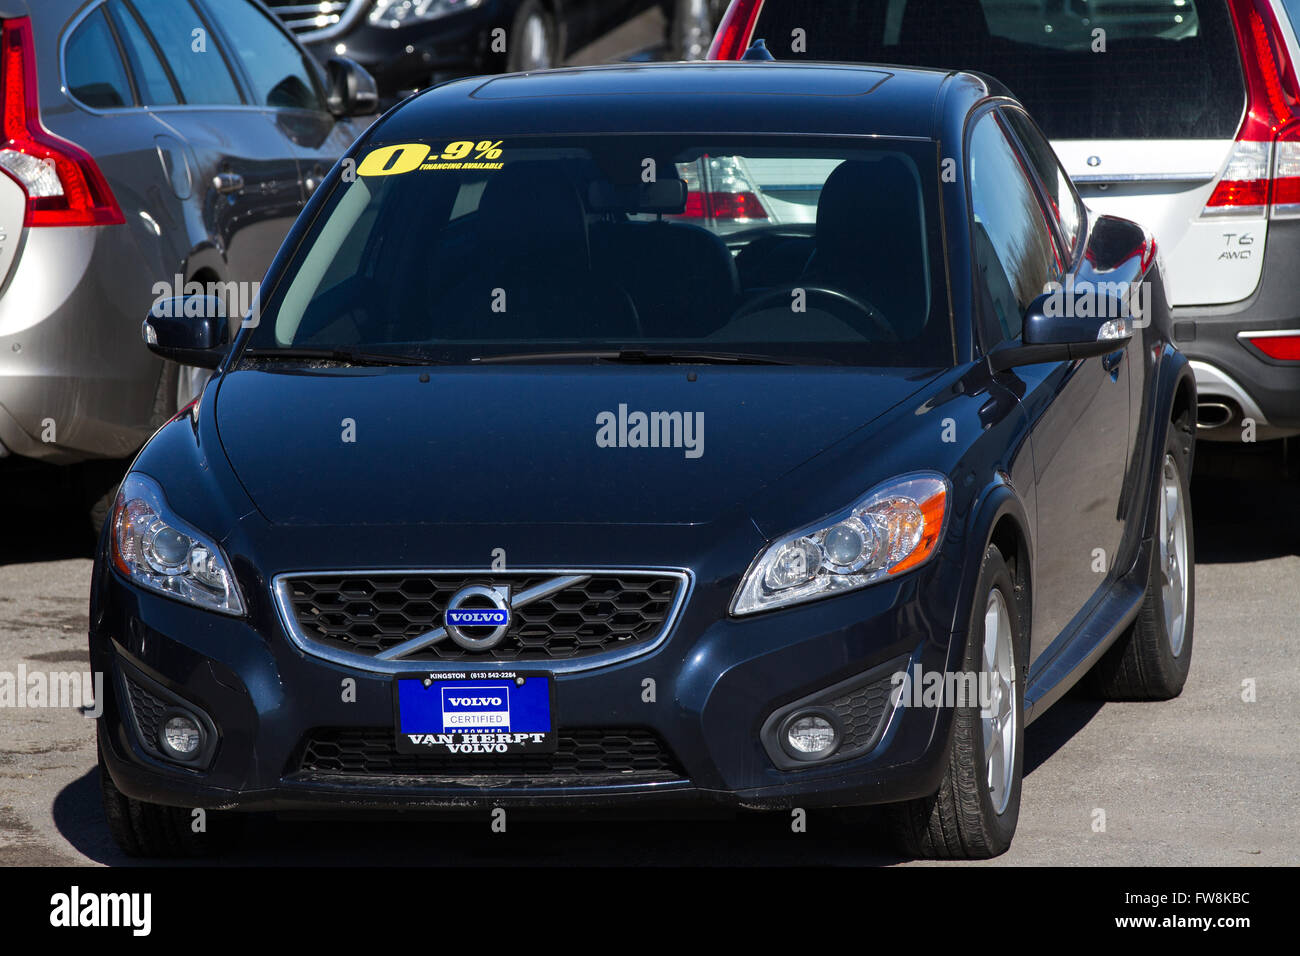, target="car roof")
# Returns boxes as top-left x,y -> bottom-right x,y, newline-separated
371,61 -> 987,144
